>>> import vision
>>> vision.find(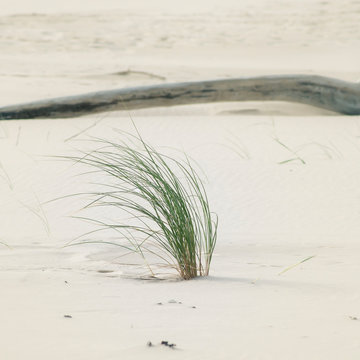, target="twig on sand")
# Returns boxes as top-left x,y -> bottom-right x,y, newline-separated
17,194 -> 51,237
278,255 -> 316,275
0,161 -> 13,190
113,69 -> 166,81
